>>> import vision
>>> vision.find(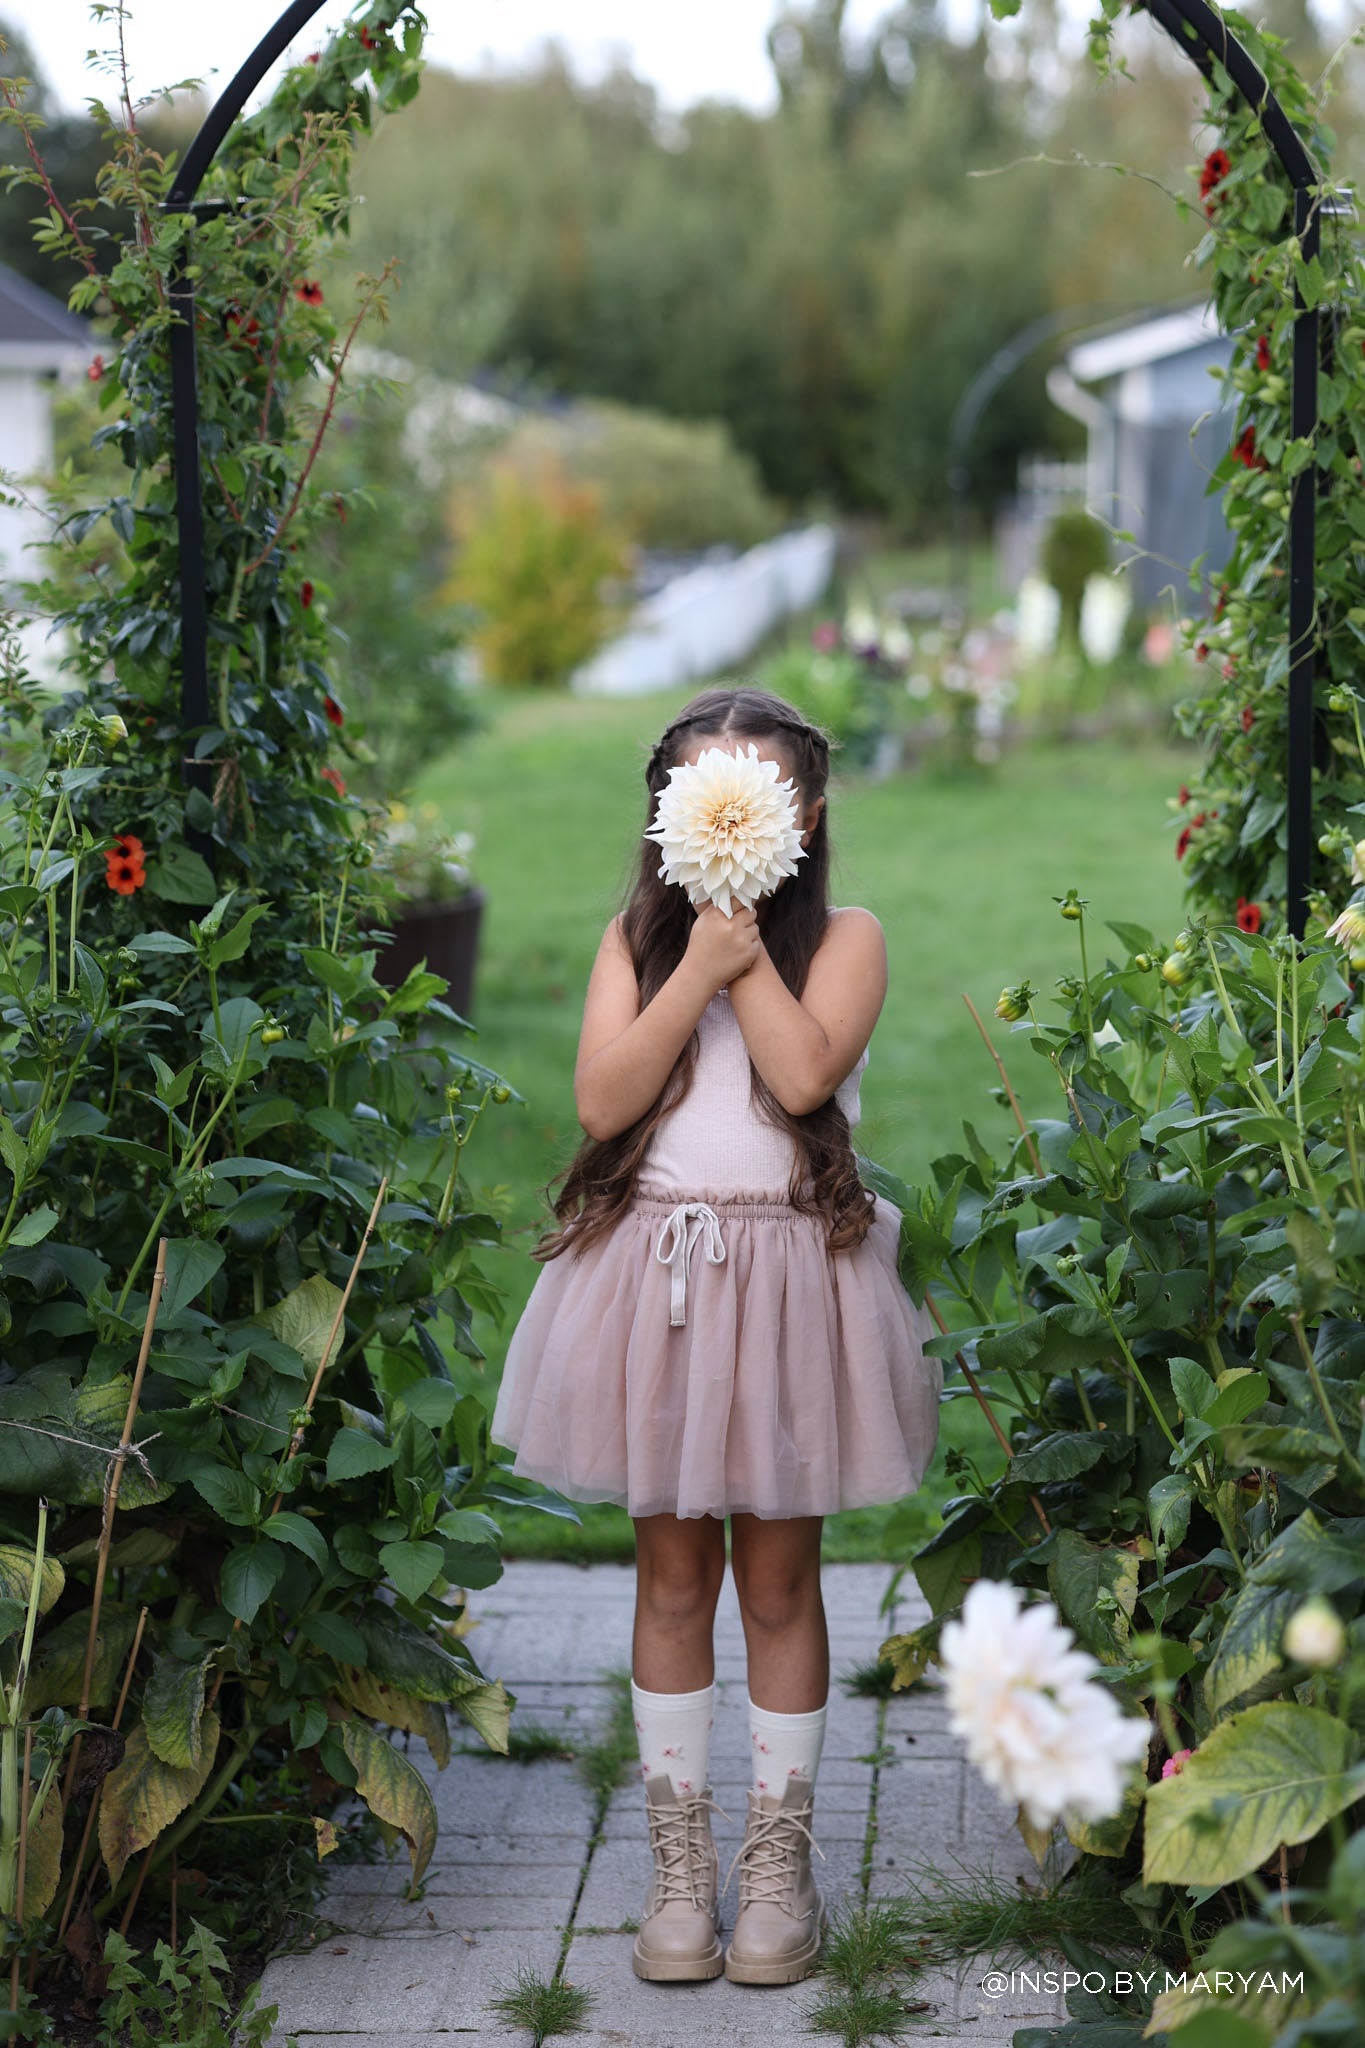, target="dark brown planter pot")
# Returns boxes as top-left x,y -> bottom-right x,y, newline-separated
371,888 -> 486,1019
